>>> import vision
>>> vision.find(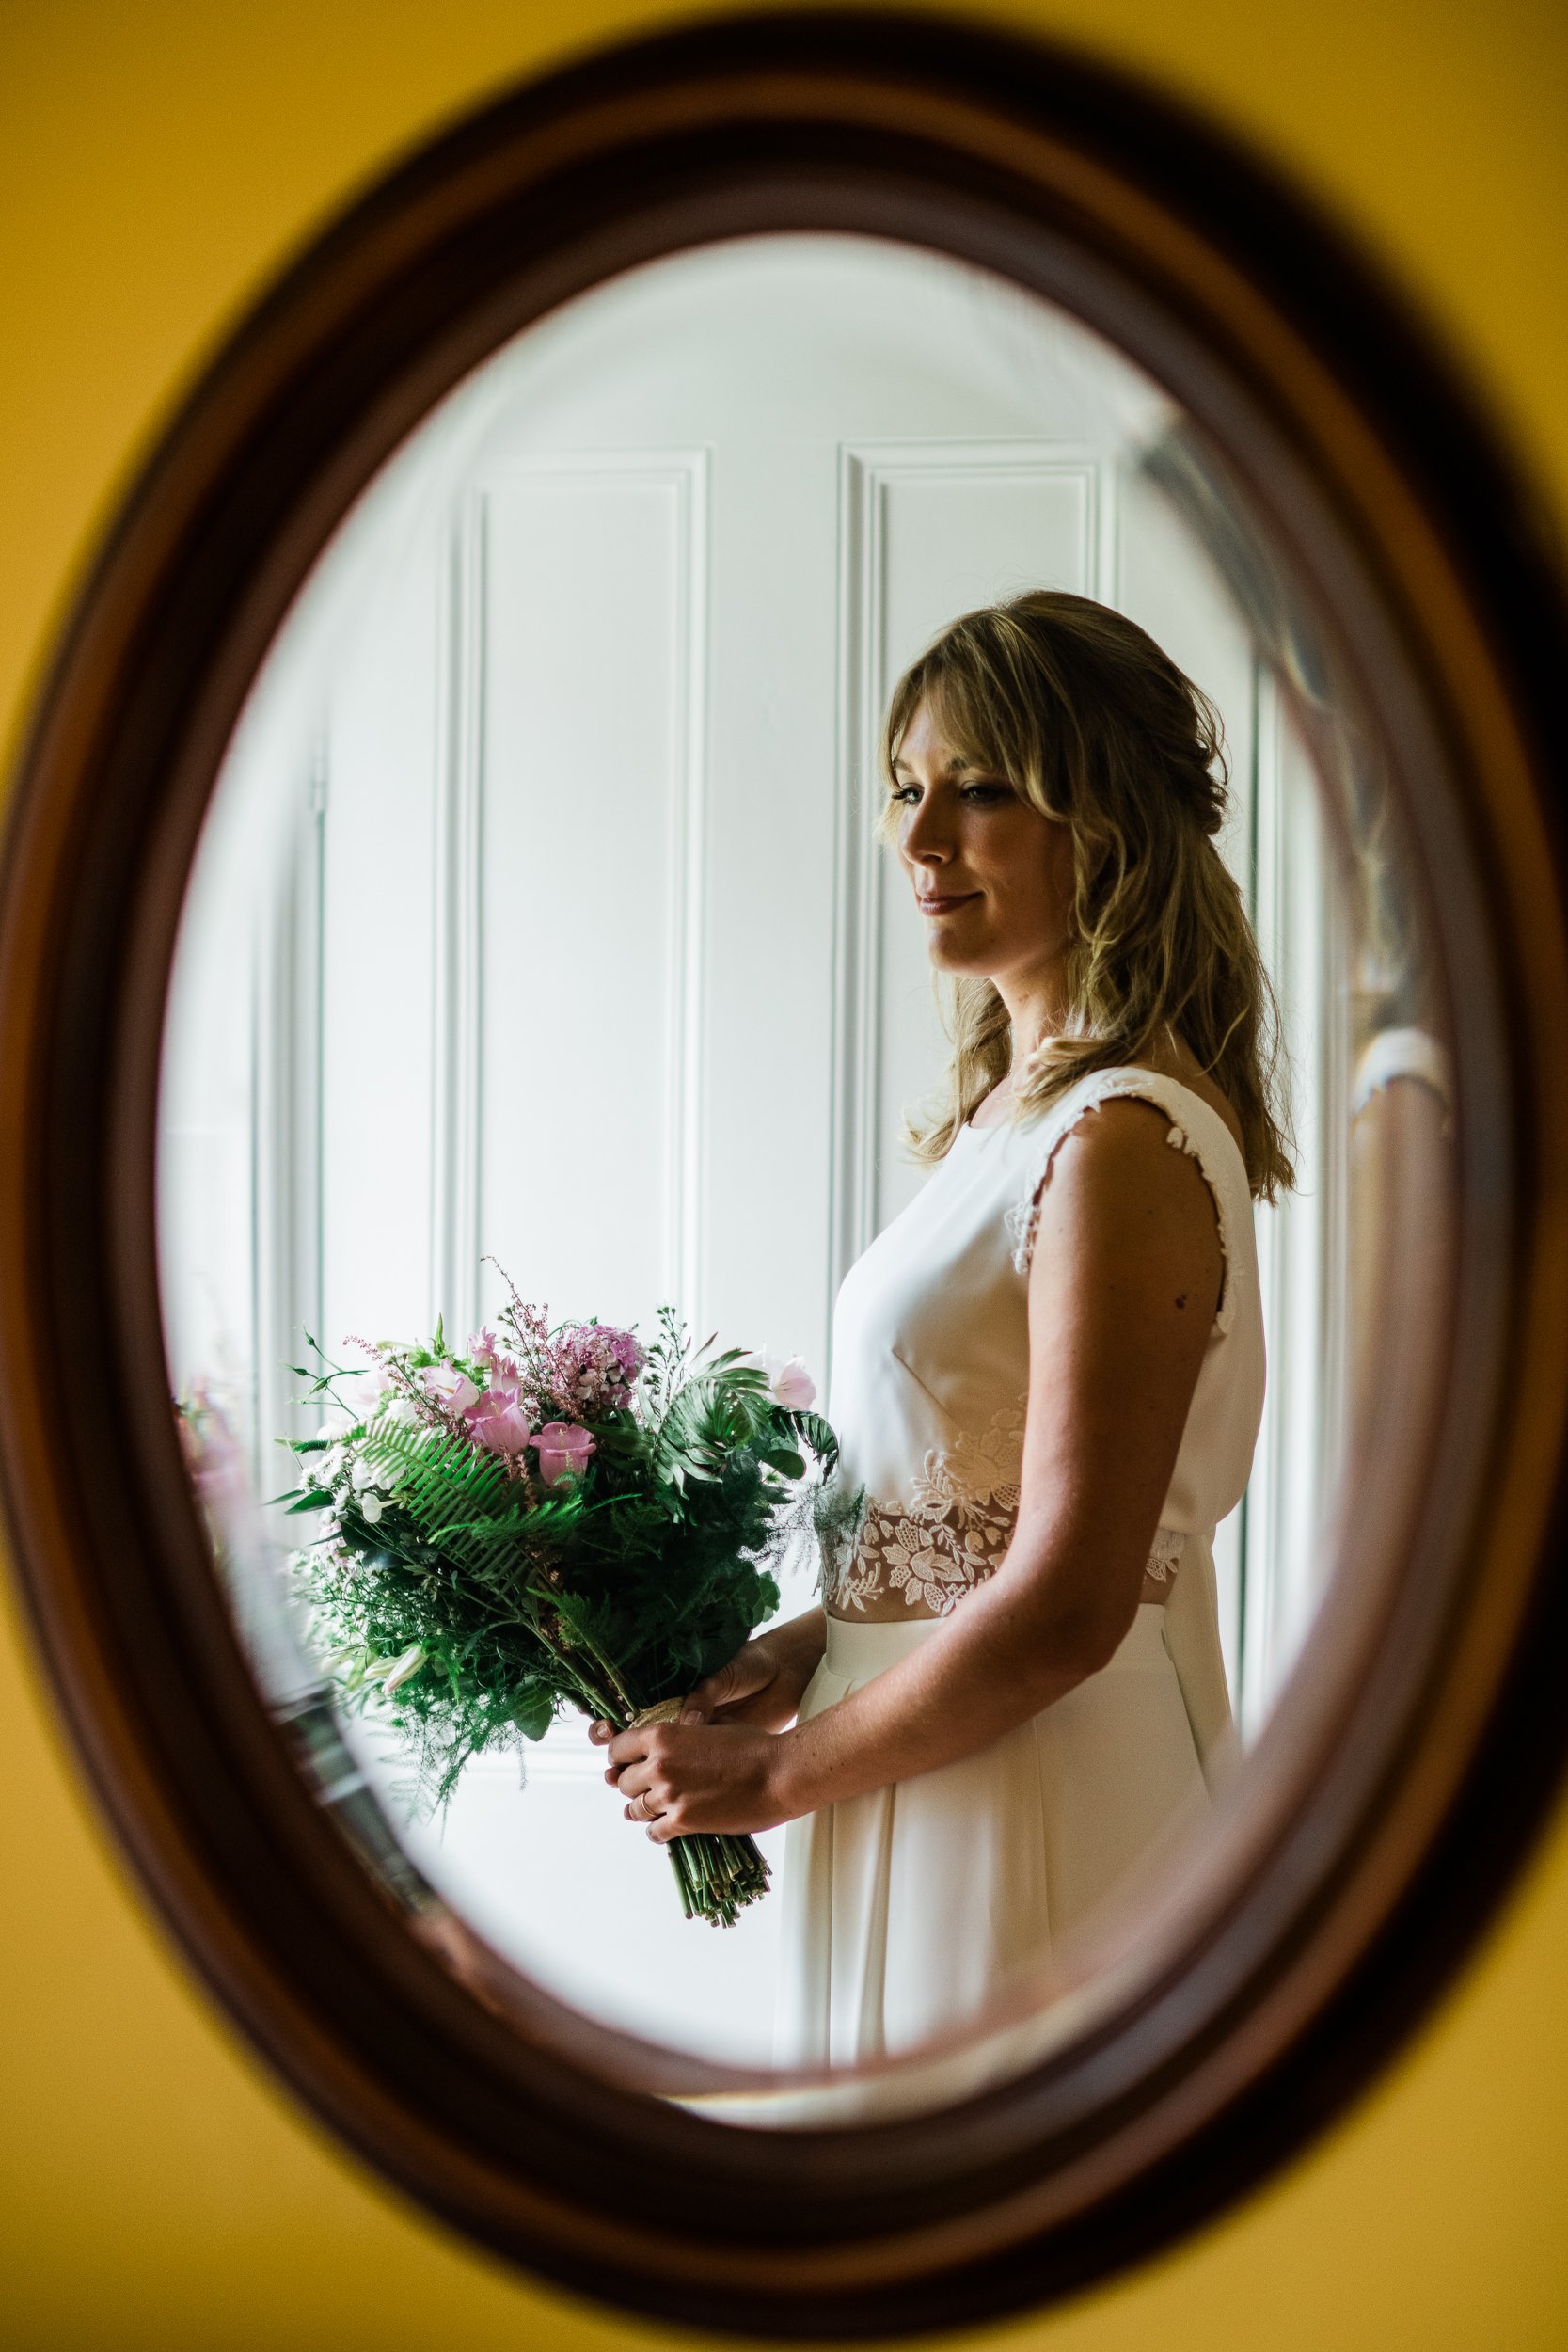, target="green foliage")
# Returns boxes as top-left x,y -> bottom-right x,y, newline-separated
284,1312 -> 836,1840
